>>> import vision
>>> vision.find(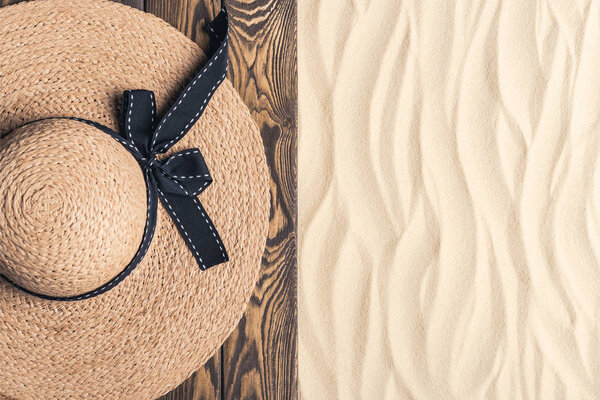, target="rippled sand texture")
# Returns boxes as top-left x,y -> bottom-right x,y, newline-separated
299,0 -> 600,398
